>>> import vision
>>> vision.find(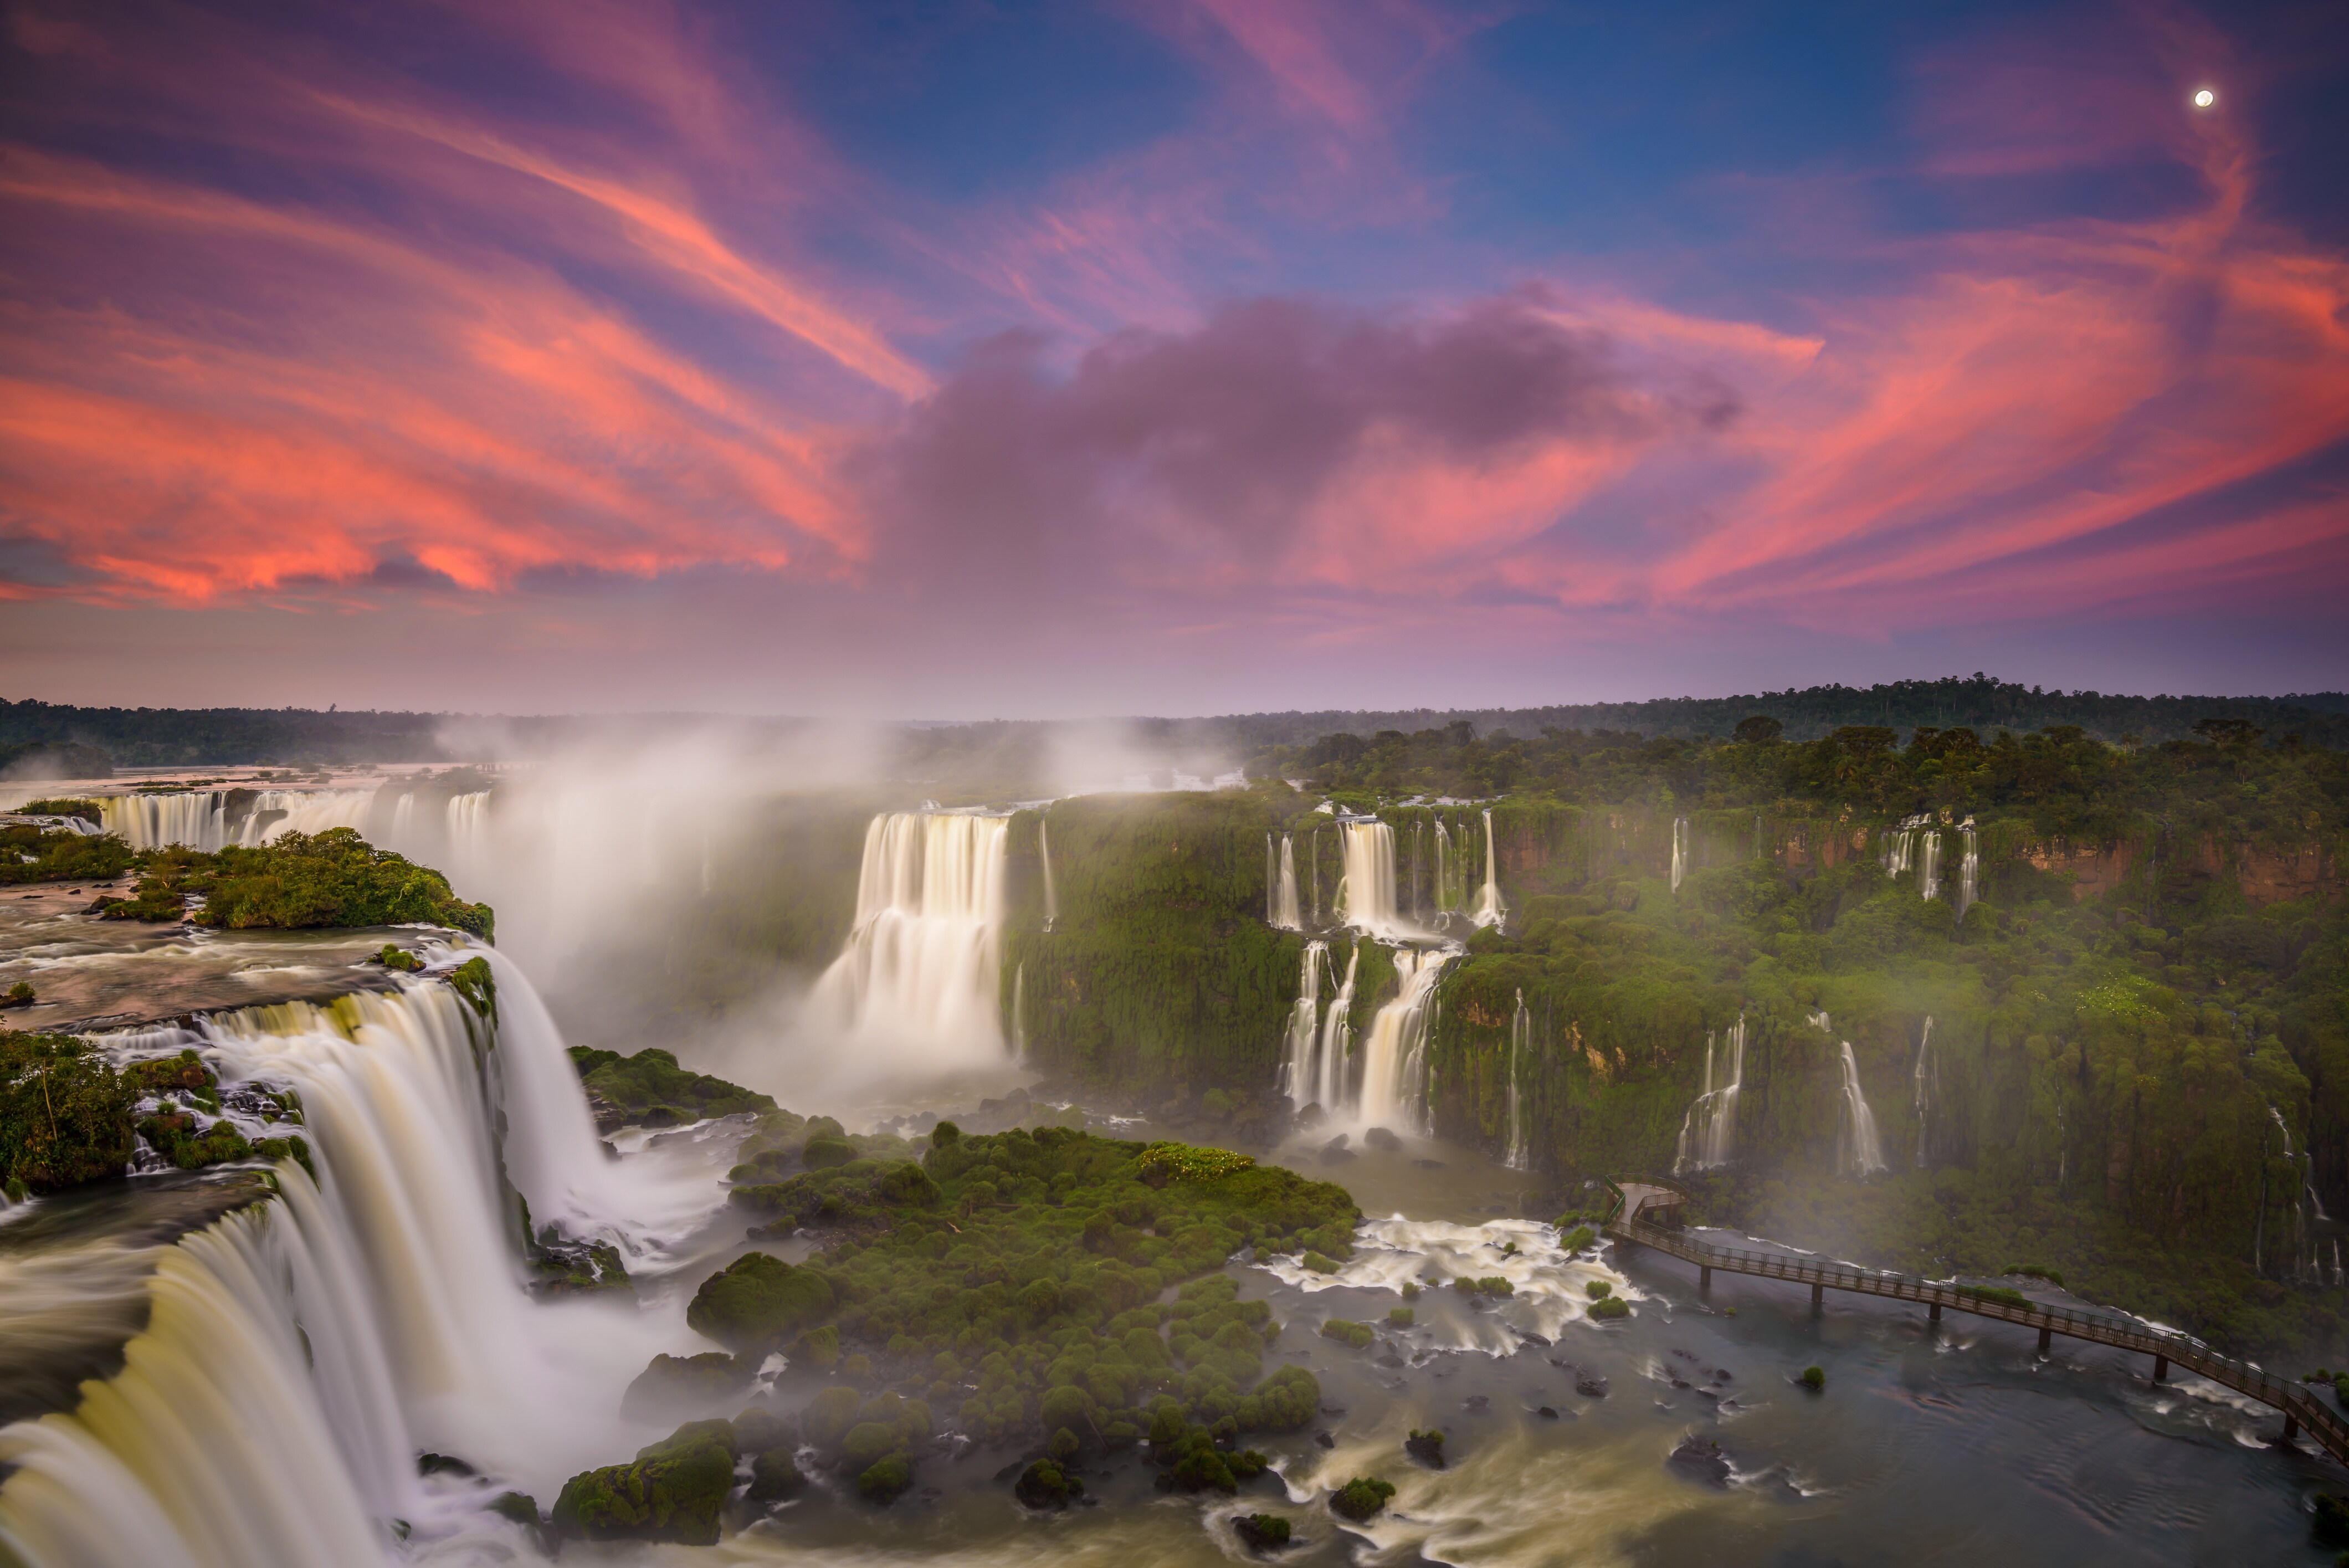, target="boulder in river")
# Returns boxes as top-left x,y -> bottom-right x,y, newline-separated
1668,1434 -> 1733,1488
552,1420 -> 740,1546
1363,1126 -> 1402,1151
